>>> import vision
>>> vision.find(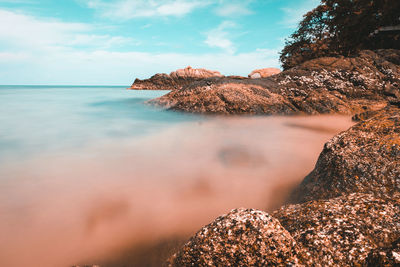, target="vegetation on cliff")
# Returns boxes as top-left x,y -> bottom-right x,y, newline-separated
280,0 -> 400,69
